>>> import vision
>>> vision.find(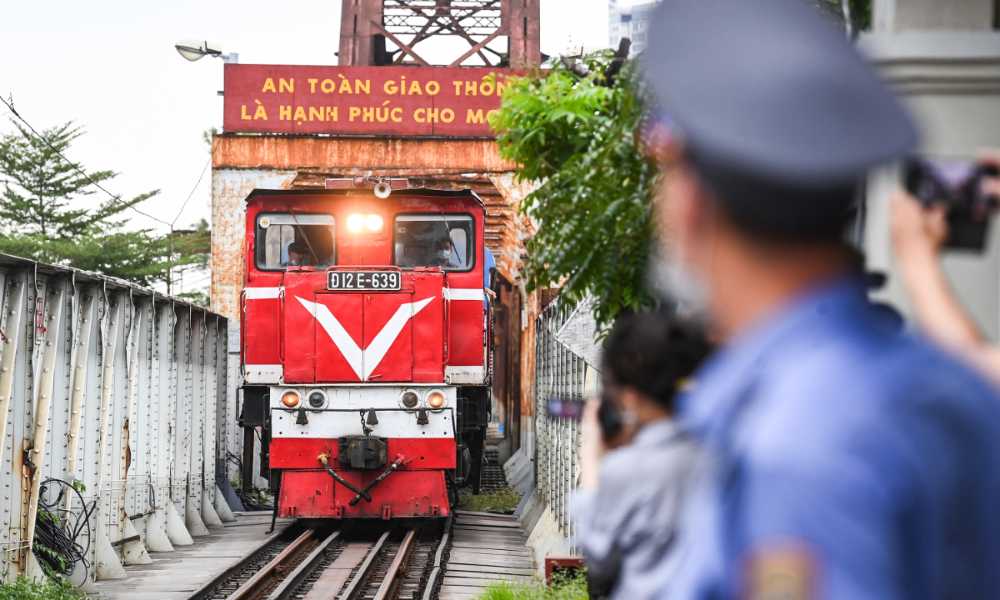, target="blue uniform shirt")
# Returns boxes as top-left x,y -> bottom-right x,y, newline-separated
665,278 -> 1000,599
483,248 -> 496,309
484,247 -> 496,288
